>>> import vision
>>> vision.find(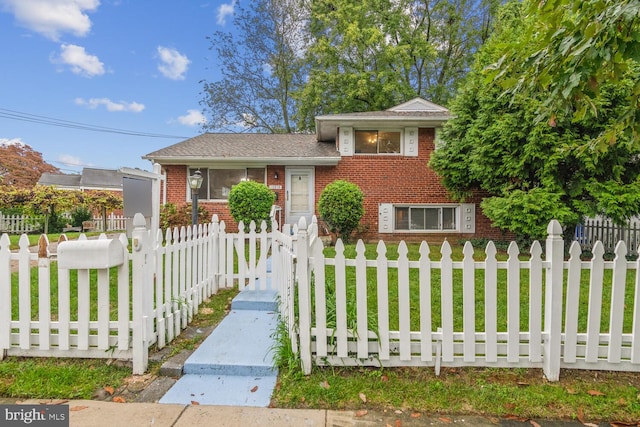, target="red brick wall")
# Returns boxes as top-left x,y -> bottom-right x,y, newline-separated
161,165 -> 285,232
160,133 -> 511,242
315,128 -> 510,243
